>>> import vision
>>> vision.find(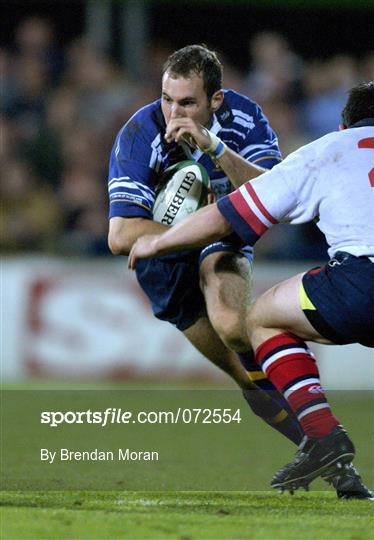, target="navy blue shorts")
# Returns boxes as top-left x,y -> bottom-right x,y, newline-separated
301,252 -> 374,347
135,235 -> 254,331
